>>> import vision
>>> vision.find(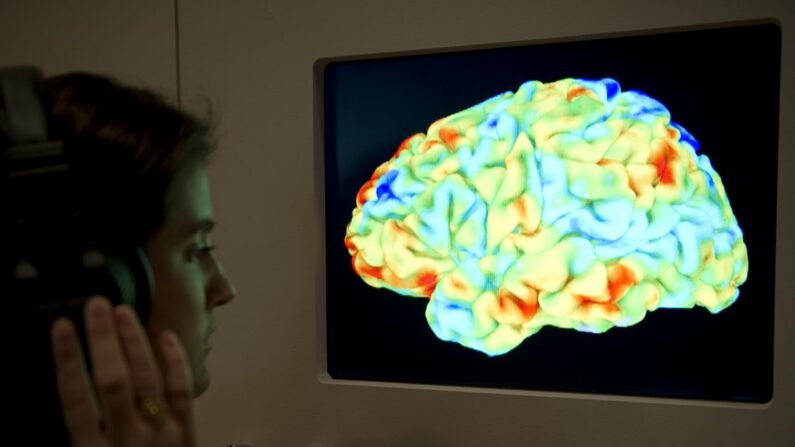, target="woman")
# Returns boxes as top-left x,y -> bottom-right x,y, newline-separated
8,71 -> 236,446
